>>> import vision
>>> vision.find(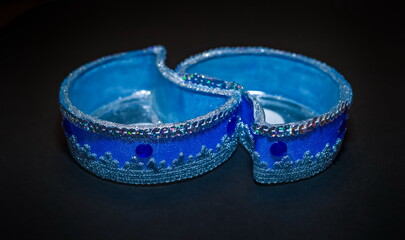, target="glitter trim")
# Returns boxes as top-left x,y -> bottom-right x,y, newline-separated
60,98 -> 240,139
237,121 -> 255,154
66,133 -> 238,184
180,73 -> 243,91
253,138 -> 343,184
176,46 -> 353,137
60,46 -> 241,140
251,105 -> 349,138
